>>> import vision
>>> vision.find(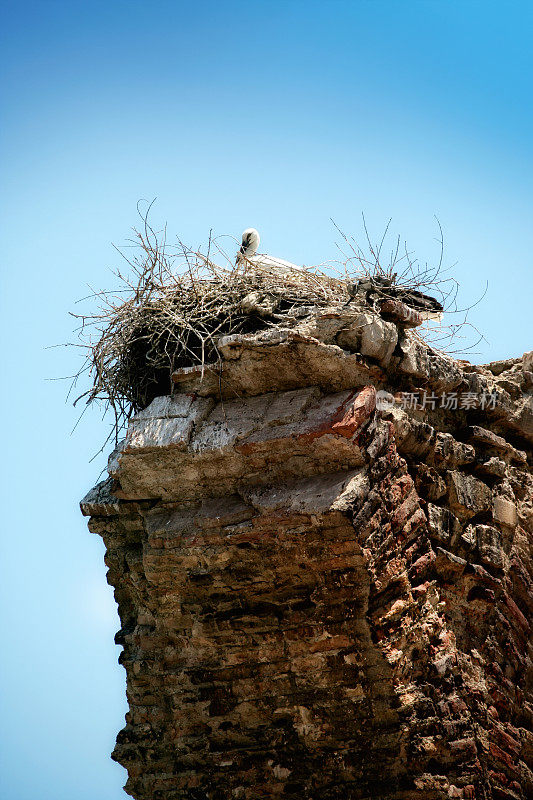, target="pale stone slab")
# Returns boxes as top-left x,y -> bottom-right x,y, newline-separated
135,394 -> 195,420
492,496 -> 518,528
